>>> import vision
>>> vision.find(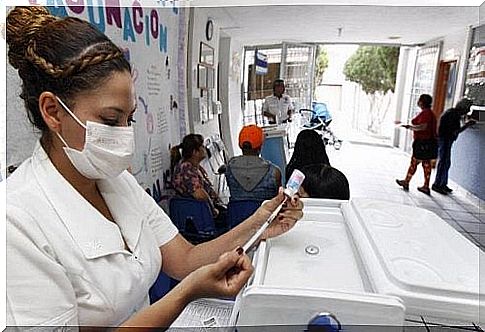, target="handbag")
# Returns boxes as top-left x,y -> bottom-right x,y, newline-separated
413,138 -> 438,160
